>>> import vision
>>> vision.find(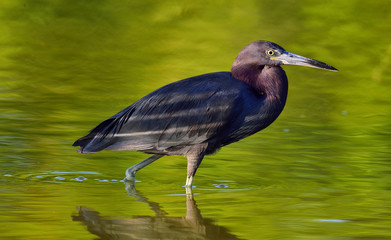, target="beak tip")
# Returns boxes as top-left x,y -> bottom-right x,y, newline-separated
329,66 -> 339,72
